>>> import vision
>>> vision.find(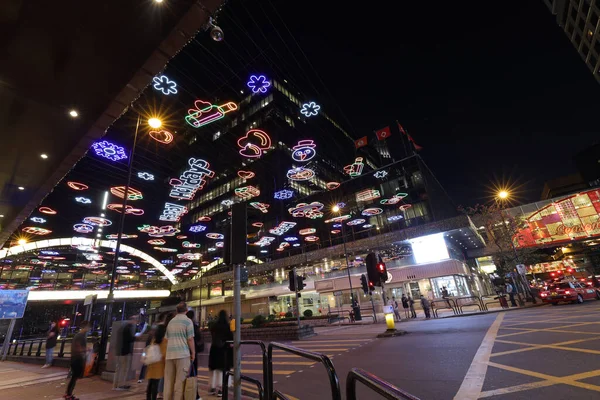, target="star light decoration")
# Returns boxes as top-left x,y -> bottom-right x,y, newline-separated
137,172 -> 155,181
75,197 -> 91,204
274,189 -> 294,200
300,101 -> 320,117
246,74 -> 271,94
152,75 -> 178,95
91,141 -> 127,162
374,170 -> 388,179
221,199 -> 234,207
30,217 -> 46,223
